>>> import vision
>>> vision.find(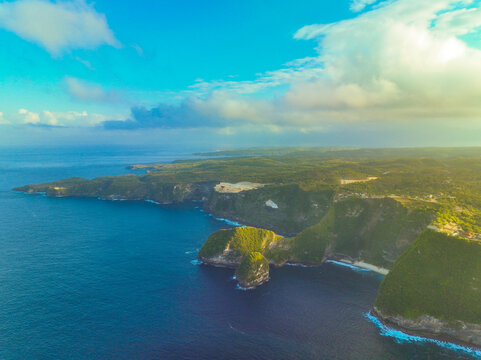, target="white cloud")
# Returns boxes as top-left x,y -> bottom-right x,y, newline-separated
350,0 -> 380,12
8,0 -> 481,142
64,77 -> 122,103
175,0 -> 481,131
18,108 -> 41,124
11,108 -> 118,127
432,6 -> 481,37
288,0 -> 481,115
0,0 -> 120,55
0,112 -> 8,124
